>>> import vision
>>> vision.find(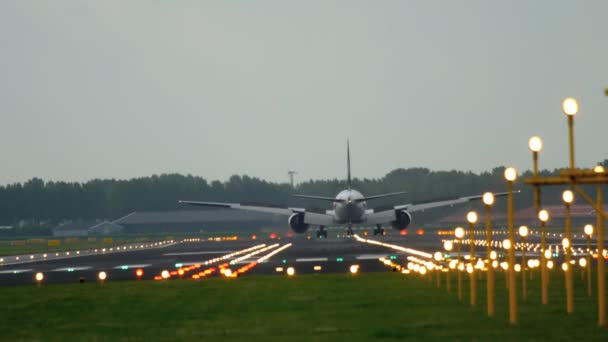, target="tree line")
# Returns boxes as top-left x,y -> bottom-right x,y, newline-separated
1,161 -> 606,226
